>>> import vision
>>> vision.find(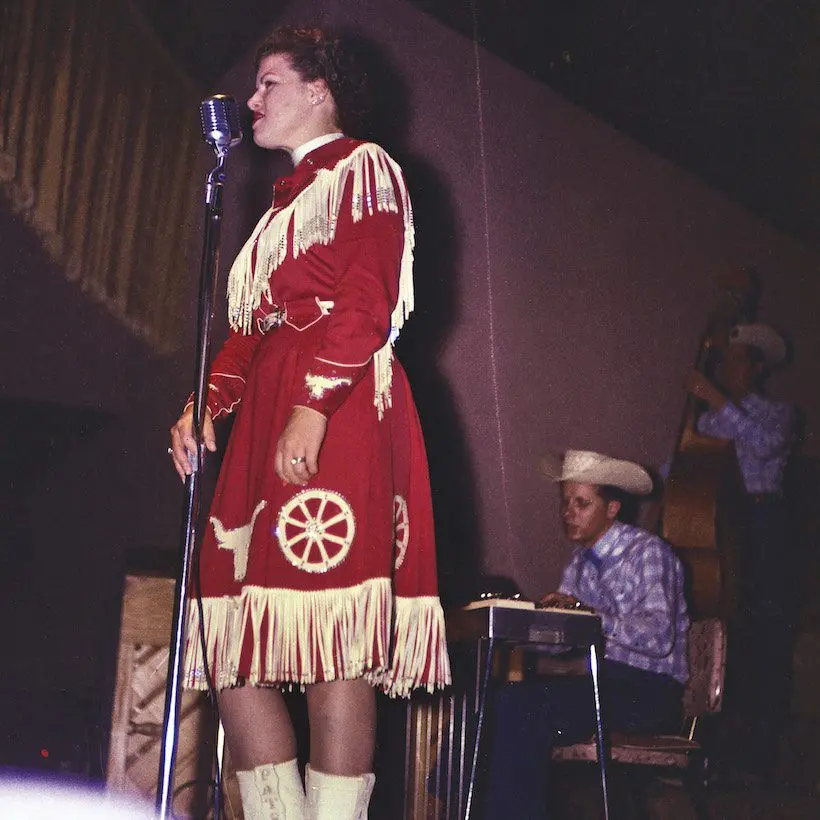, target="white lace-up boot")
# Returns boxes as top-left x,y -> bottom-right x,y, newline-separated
235,758 -> 307,819
305,765 -> 375,819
